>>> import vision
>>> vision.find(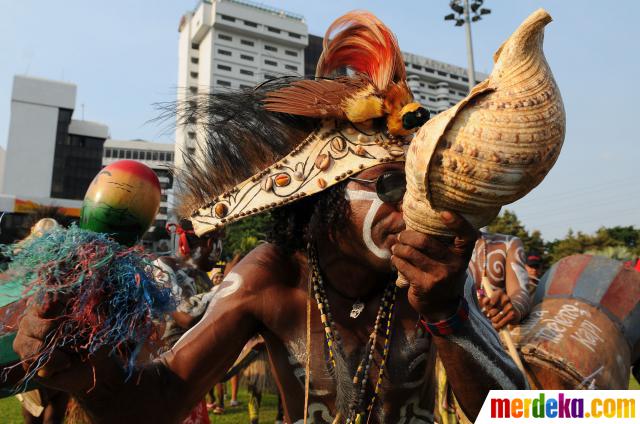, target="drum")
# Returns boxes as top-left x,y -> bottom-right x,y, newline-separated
512,254 -> 640,389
